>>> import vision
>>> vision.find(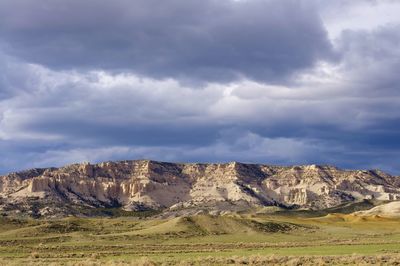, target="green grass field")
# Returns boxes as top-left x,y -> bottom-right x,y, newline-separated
0,211 -> 400,265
